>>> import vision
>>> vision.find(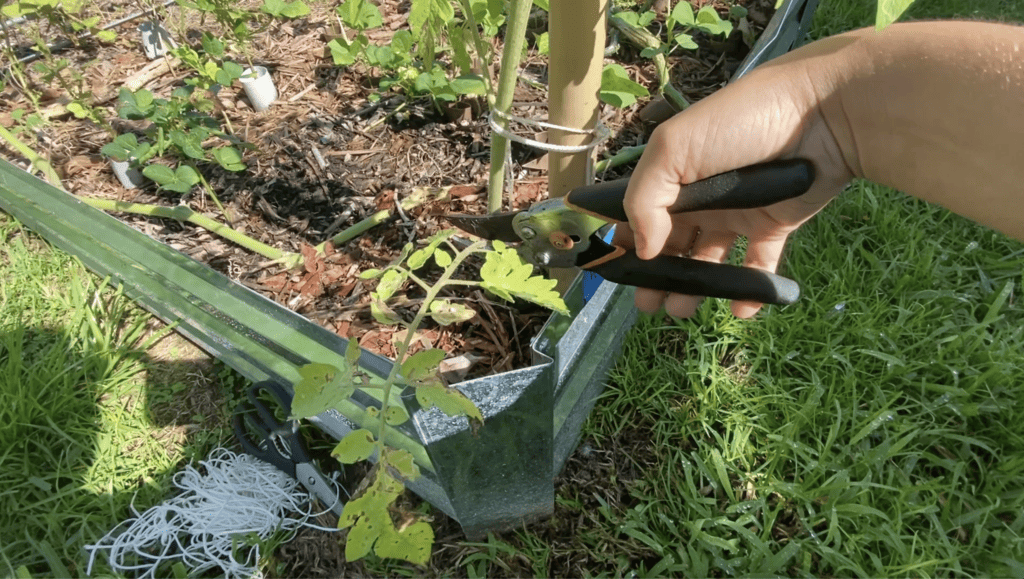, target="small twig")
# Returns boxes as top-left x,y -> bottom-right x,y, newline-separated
288,83 -> 317,102
394,189 -> 410,222
325,148 -> 386,156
